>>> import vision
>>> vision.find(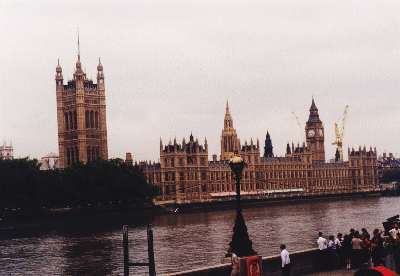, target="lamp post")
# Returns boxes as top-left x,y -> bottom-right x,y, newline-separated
228,149 -> 256,257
